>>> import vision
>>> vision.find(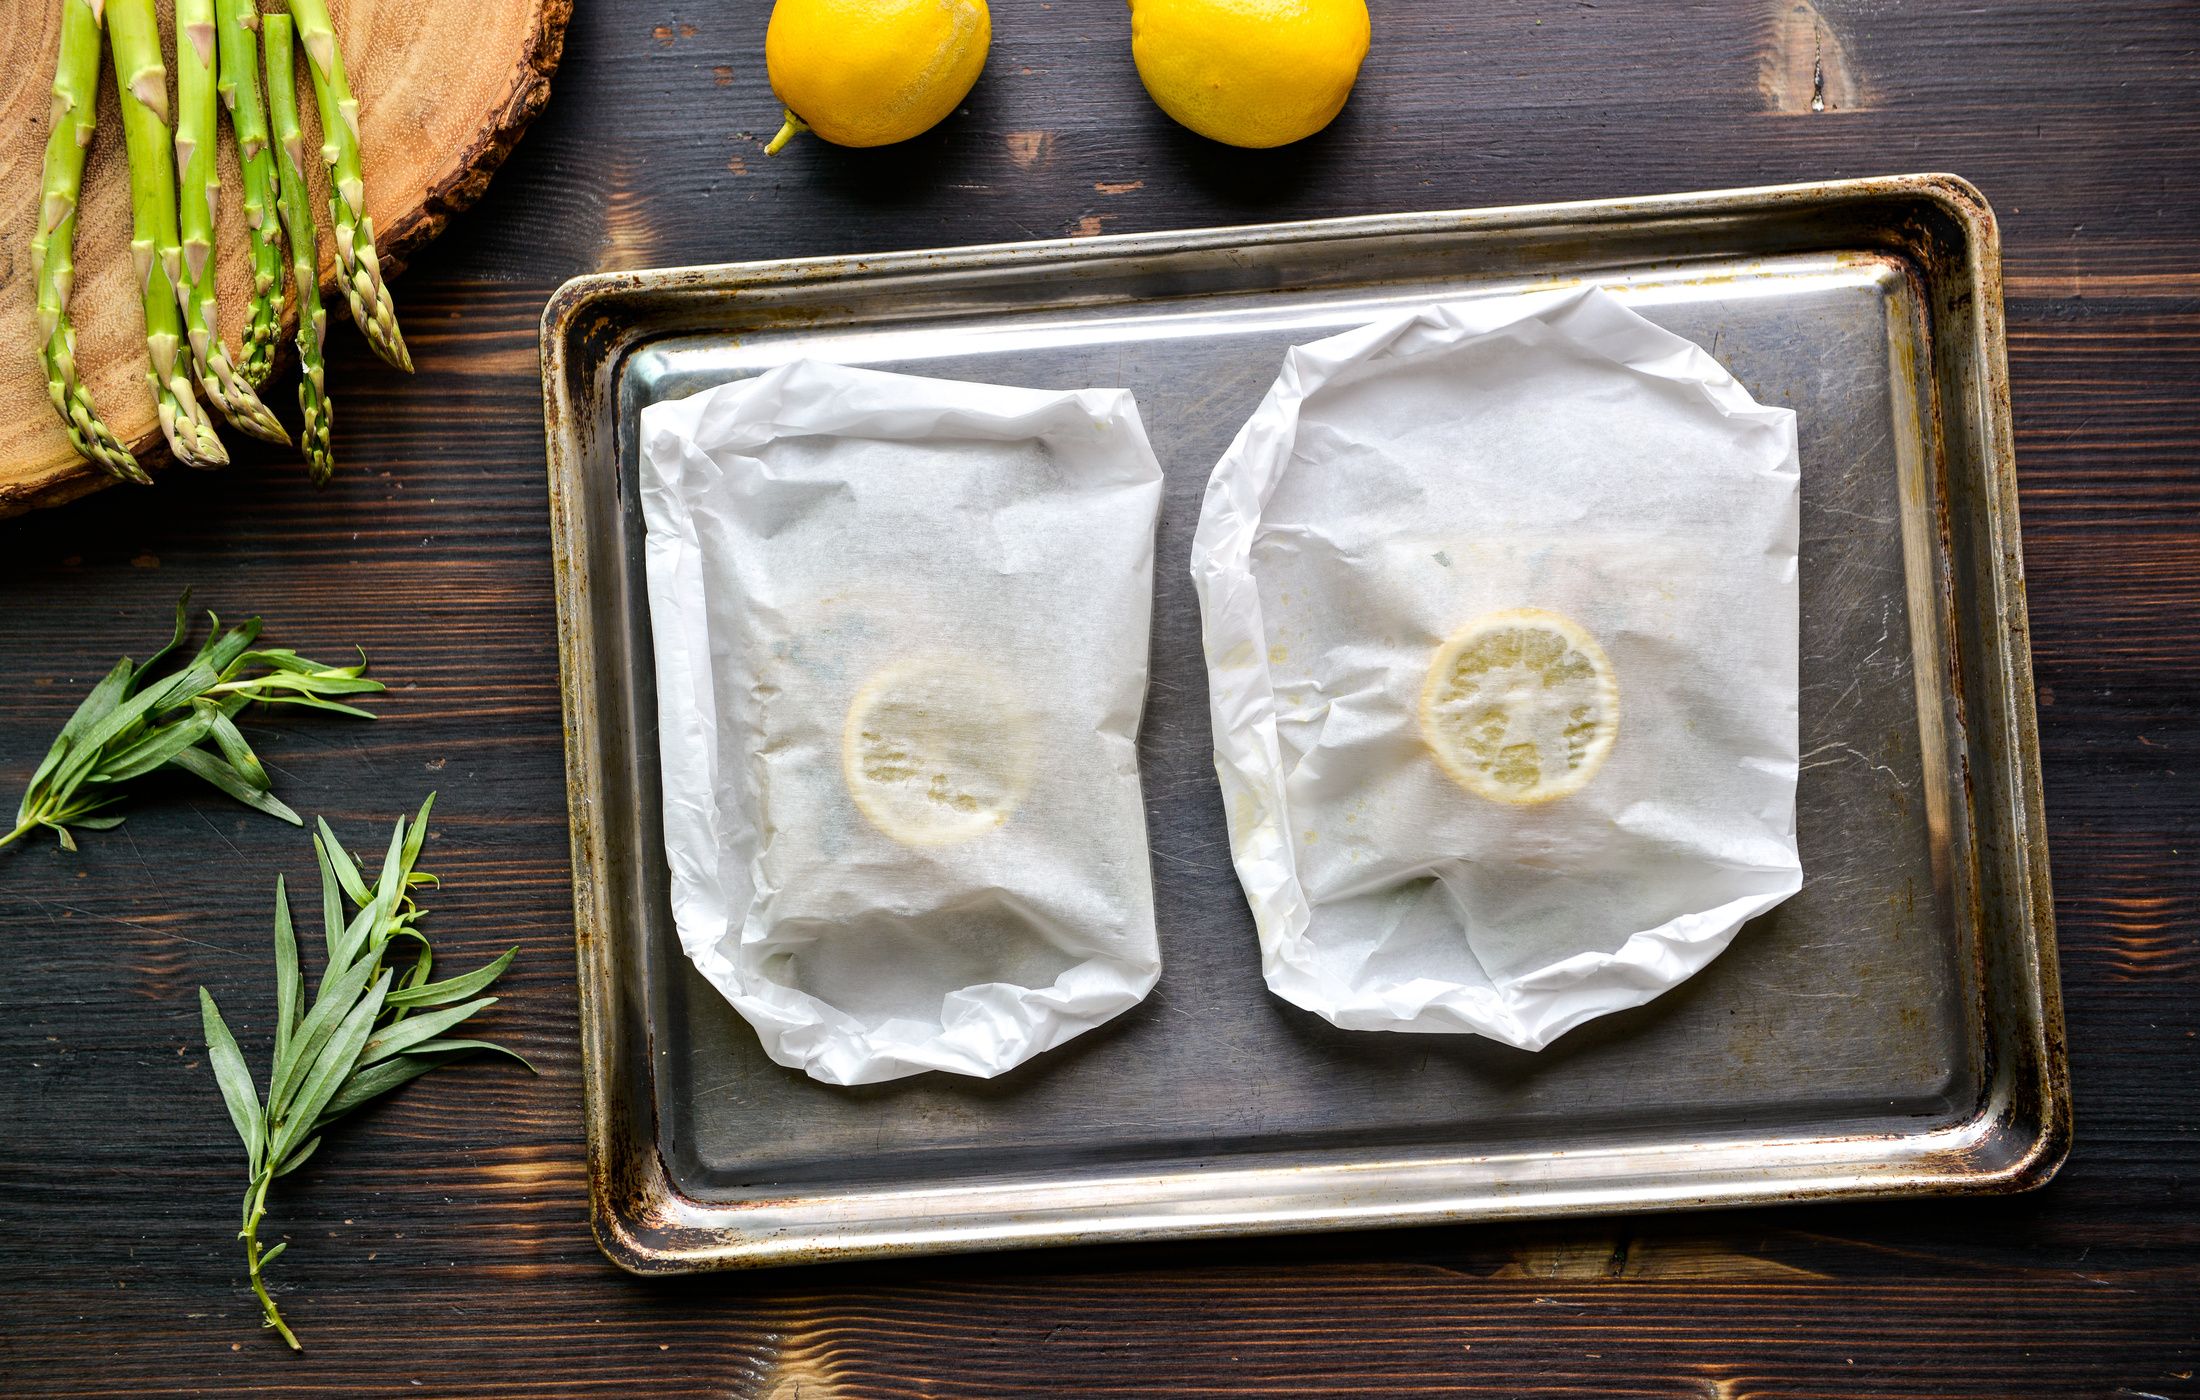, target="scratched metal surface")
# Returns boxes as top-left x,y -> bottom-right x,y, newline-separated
542,179 -> 2064,1271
